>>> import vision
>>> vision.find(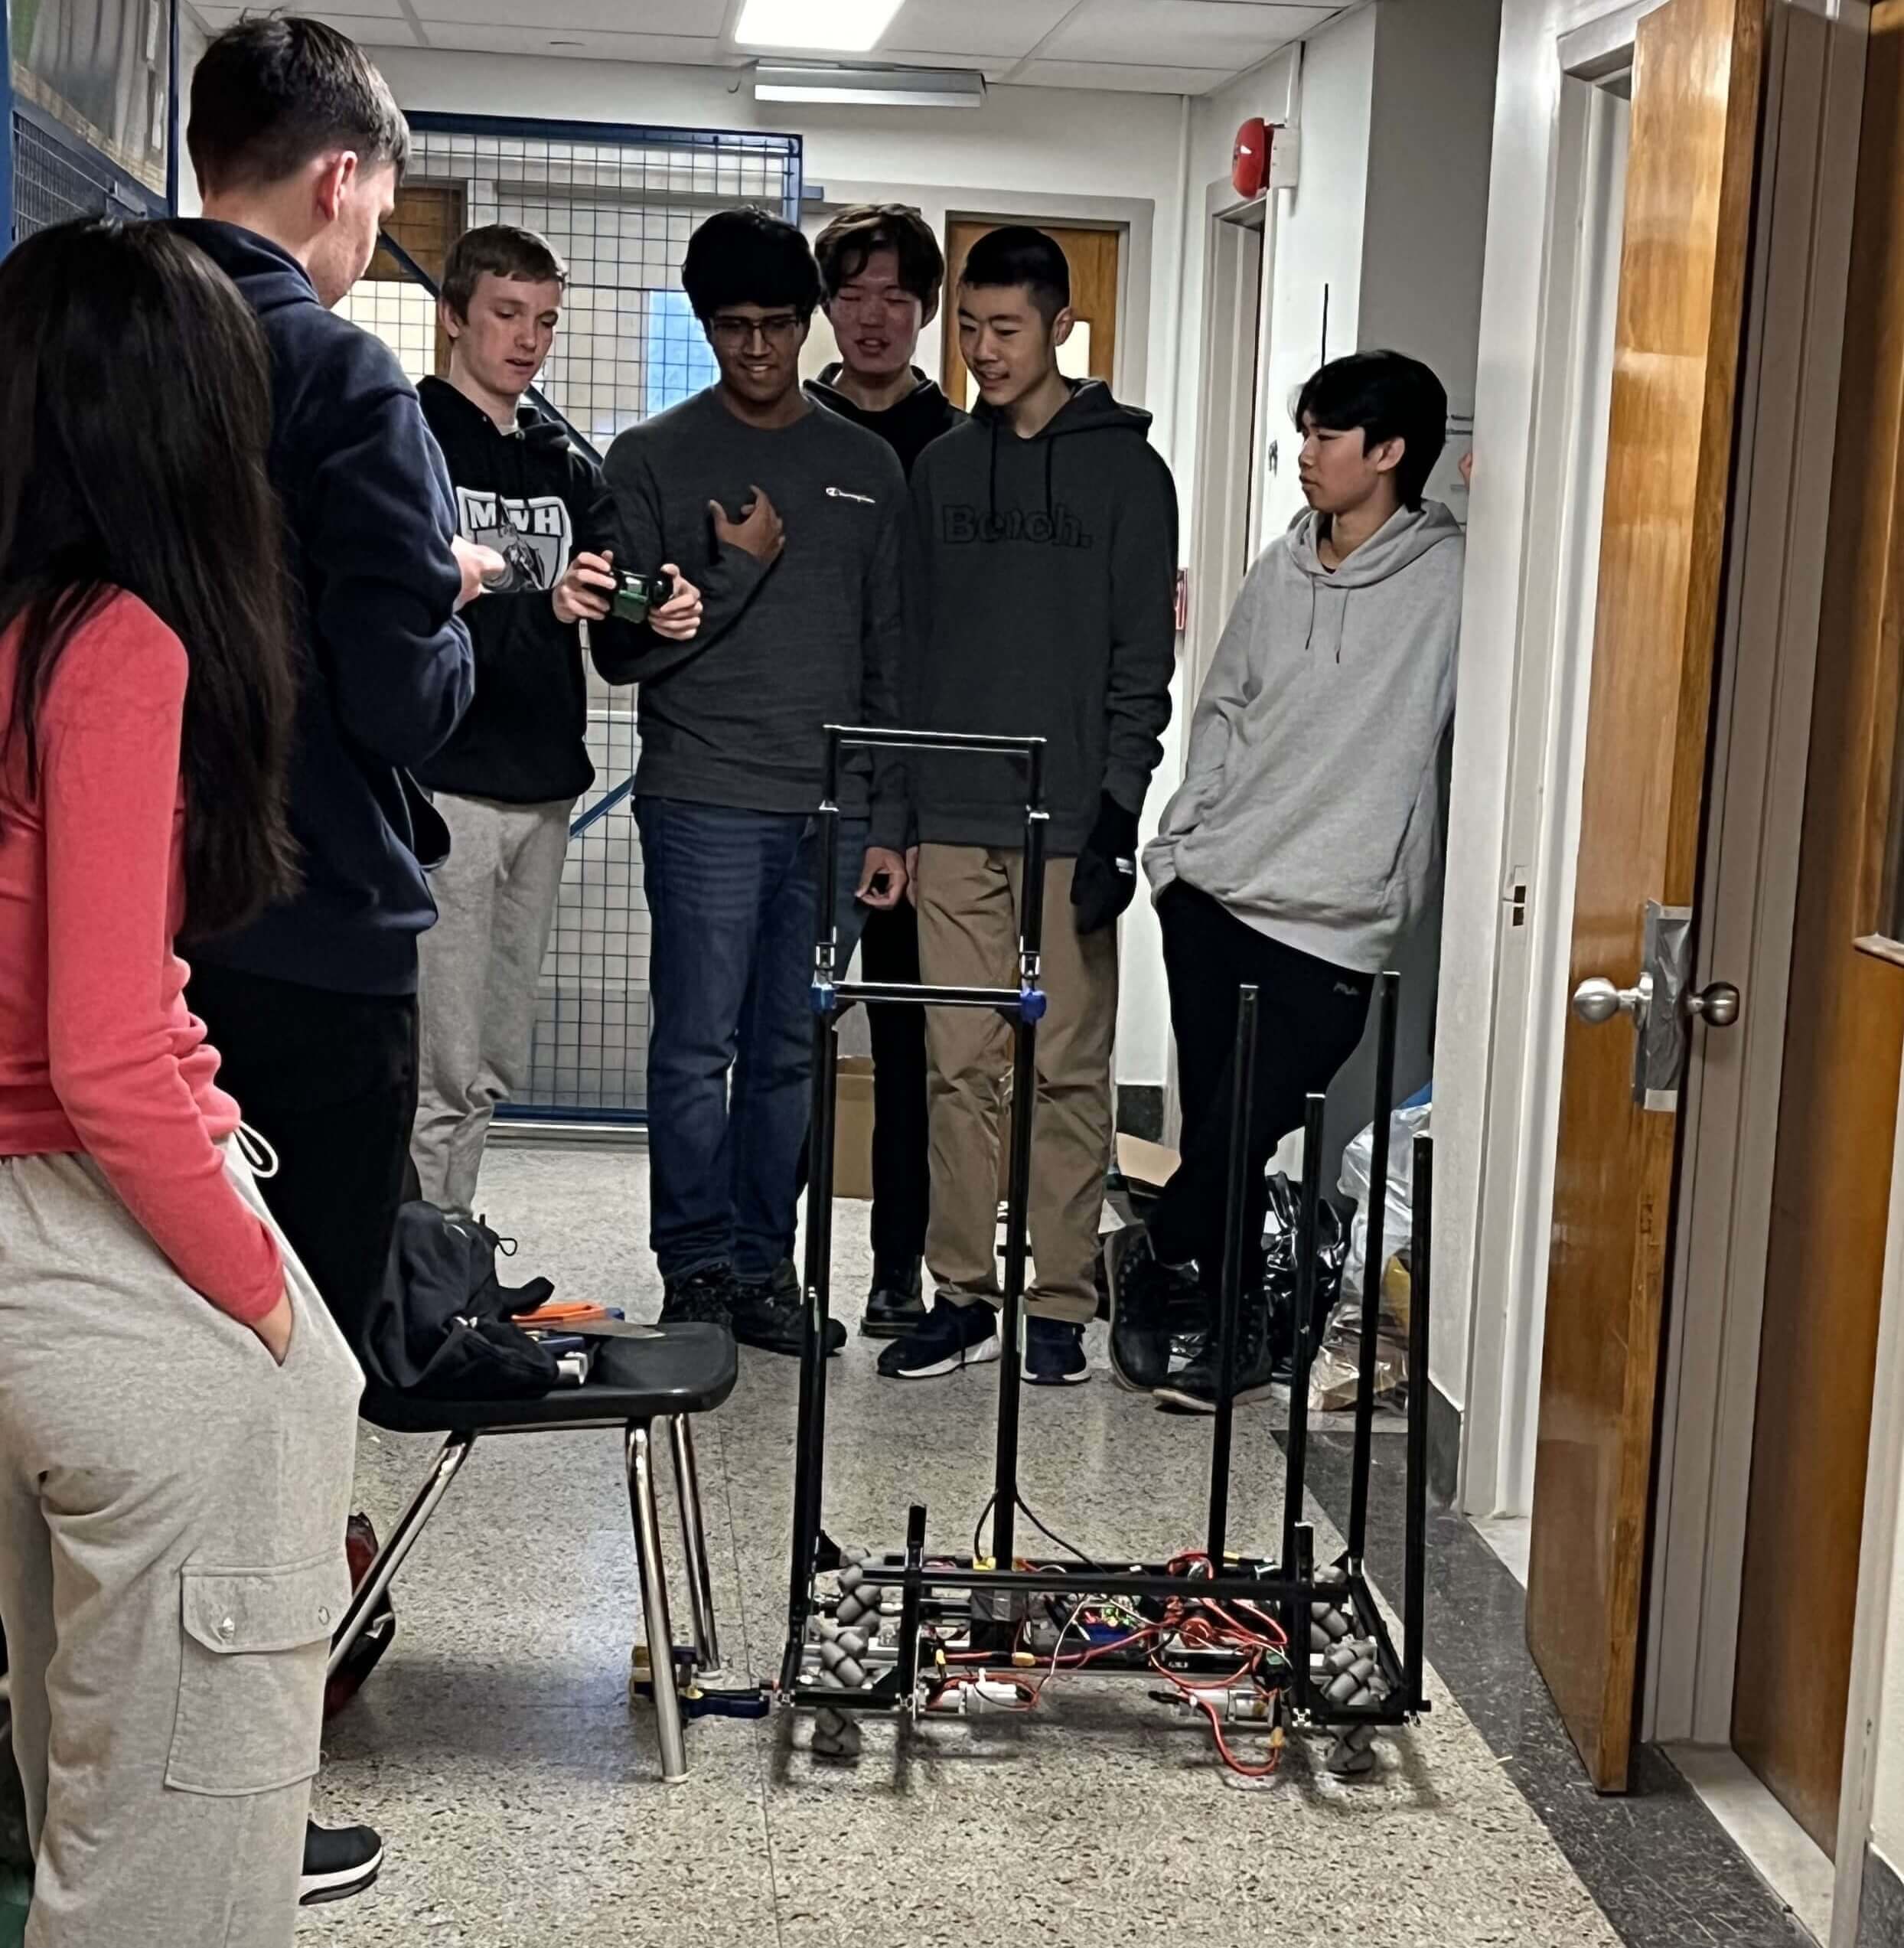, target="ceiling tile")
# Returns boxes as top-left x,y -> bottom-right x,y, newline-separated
416,0 -> 718,27
1015,57 -> 1235,92
881,0 -> 1074,60
411,19 -> 732,59
1043,0 -> 1309,69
